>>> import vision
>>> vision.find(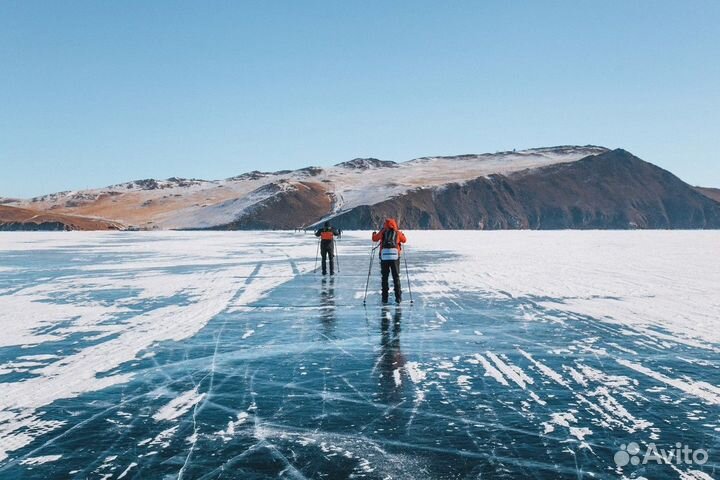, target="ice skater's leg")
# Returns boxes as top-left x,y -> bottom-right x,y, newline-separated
321,244 -> 328,275
391,259 -> 402,302
381,260 -> 390,303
